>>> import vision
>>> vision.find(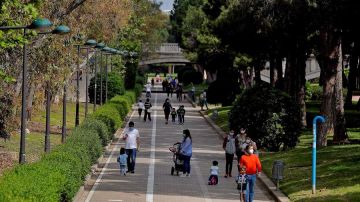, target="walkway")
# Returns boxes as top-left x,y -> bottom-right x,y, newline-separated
77,89 -> 275,202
